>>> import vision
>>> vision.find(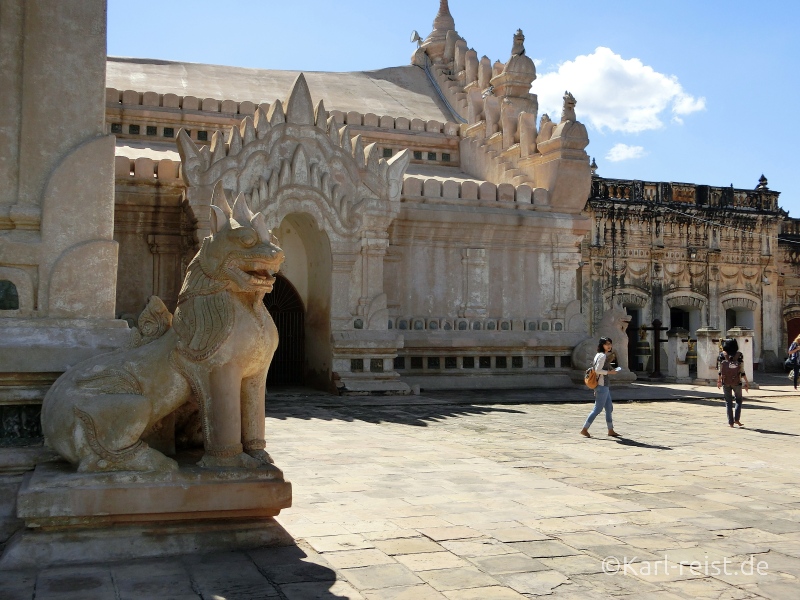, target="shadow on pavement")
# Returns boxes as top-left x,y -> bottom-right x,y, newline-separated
175,543 -> 349,599
268,403 -> 527,427
245,544 -> 349,599
743,428 -> 799,437
613,437 -> 673,450
658,398 -> 791,412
